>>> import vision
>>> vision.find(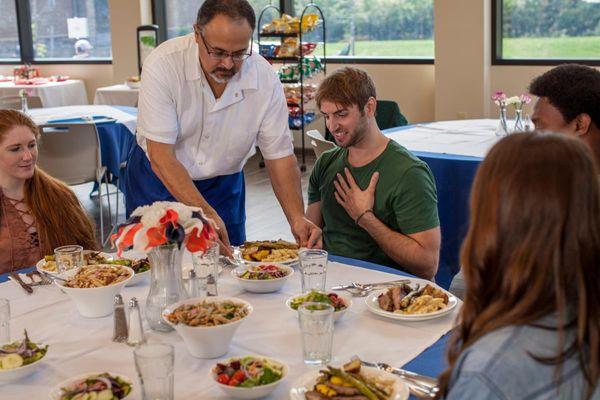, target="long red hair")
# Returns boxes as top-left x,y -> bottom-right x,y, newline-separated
437,131 -> 600,398
0,110 -> 98,254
